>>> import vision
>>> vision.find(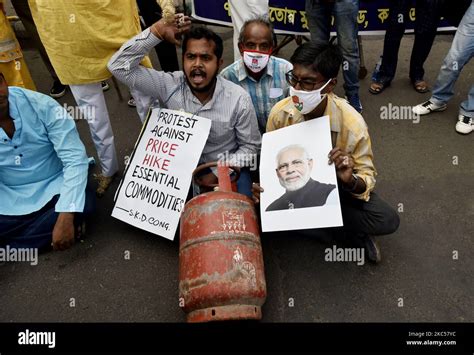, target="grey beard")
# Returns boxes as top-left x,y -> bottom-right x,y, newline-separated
279,172 -> 311,192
